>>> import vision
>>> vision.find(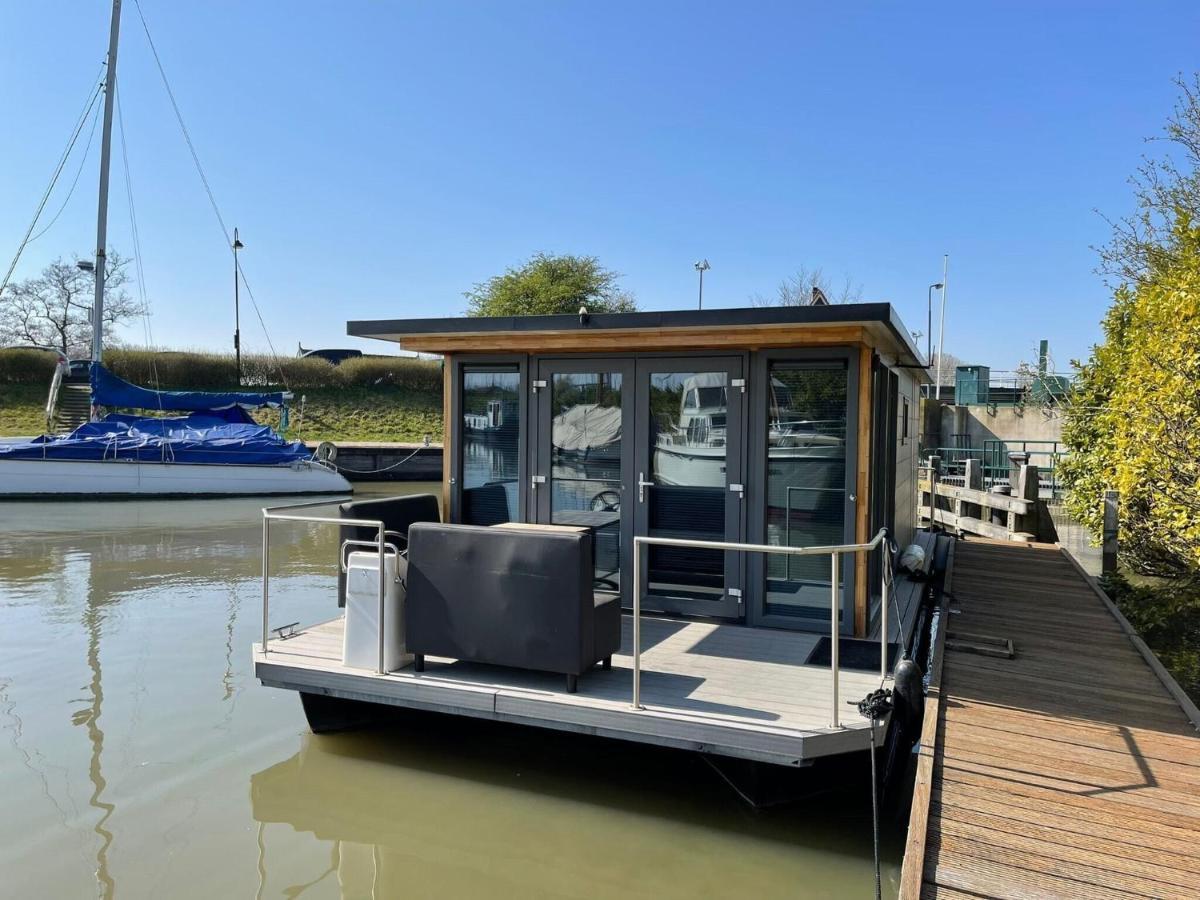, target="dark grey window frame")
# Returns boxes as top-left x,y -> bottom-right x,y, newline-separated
449,354 -> 529,525
746,346 -> 861,633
